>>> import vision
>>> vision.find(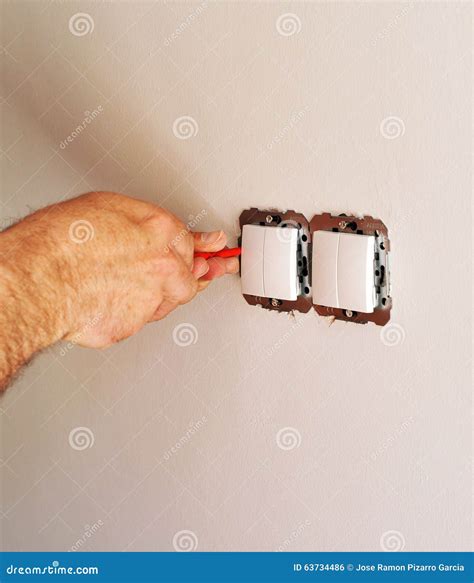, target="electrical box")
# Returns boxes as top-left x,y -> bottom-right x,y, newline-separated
239,208 -> 392,326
